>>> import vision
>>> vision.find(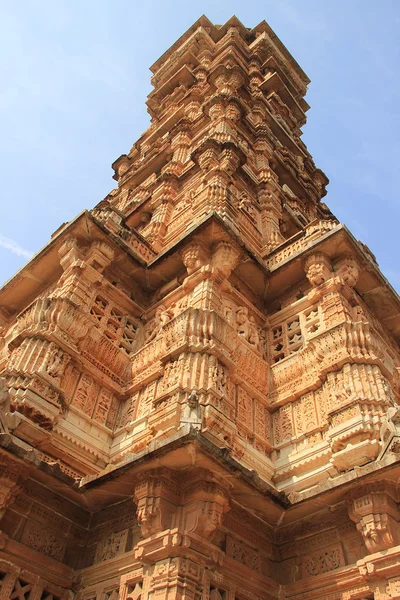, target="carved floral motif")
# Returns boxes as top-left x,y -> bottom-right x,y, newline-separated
302,544 -> 344,577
